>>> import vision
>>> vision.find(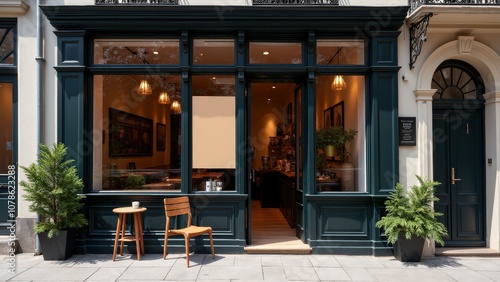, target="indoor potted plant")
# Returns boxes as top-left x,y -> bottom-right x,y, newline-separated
316,126 -> 343,158
375,175 -> 448,262
316,127 -> 341,174
20,143 -> 88,260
